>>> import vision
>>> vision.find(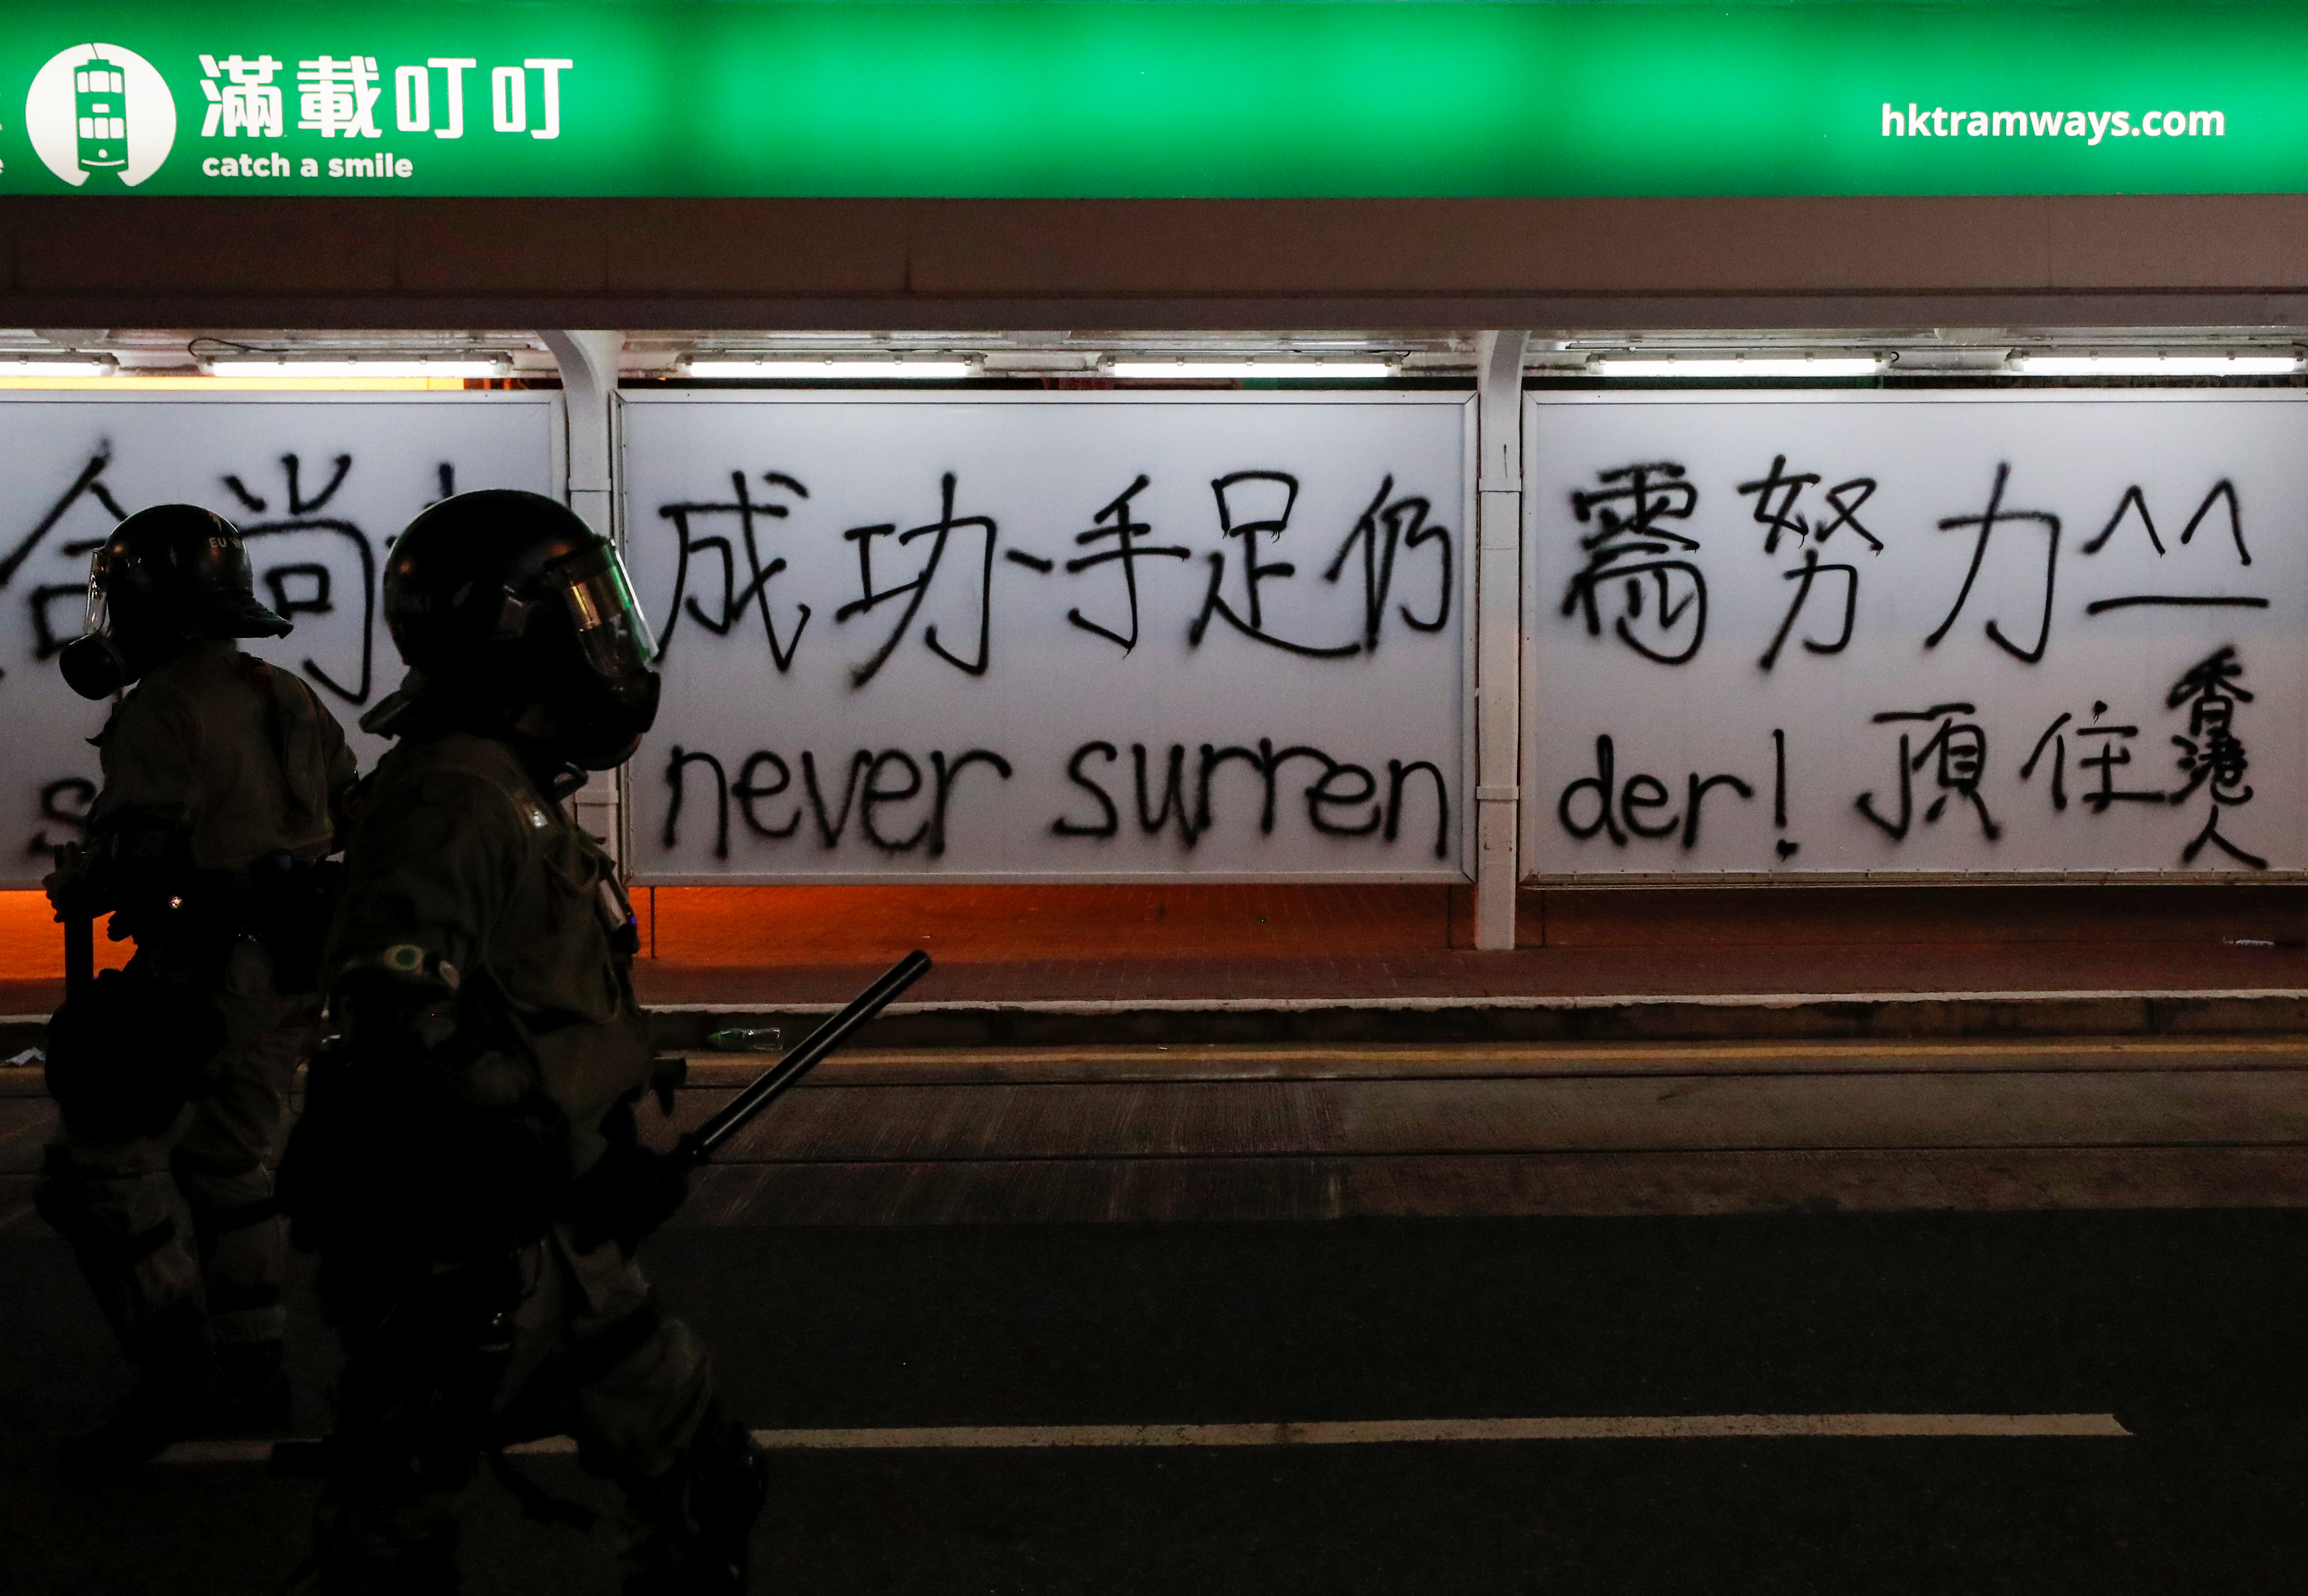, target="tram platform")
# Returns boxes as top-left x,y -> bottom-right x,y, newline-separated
7,883 -> 2308,1231
632,880 -> 2308,1041
4,881 -> 2306,1039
